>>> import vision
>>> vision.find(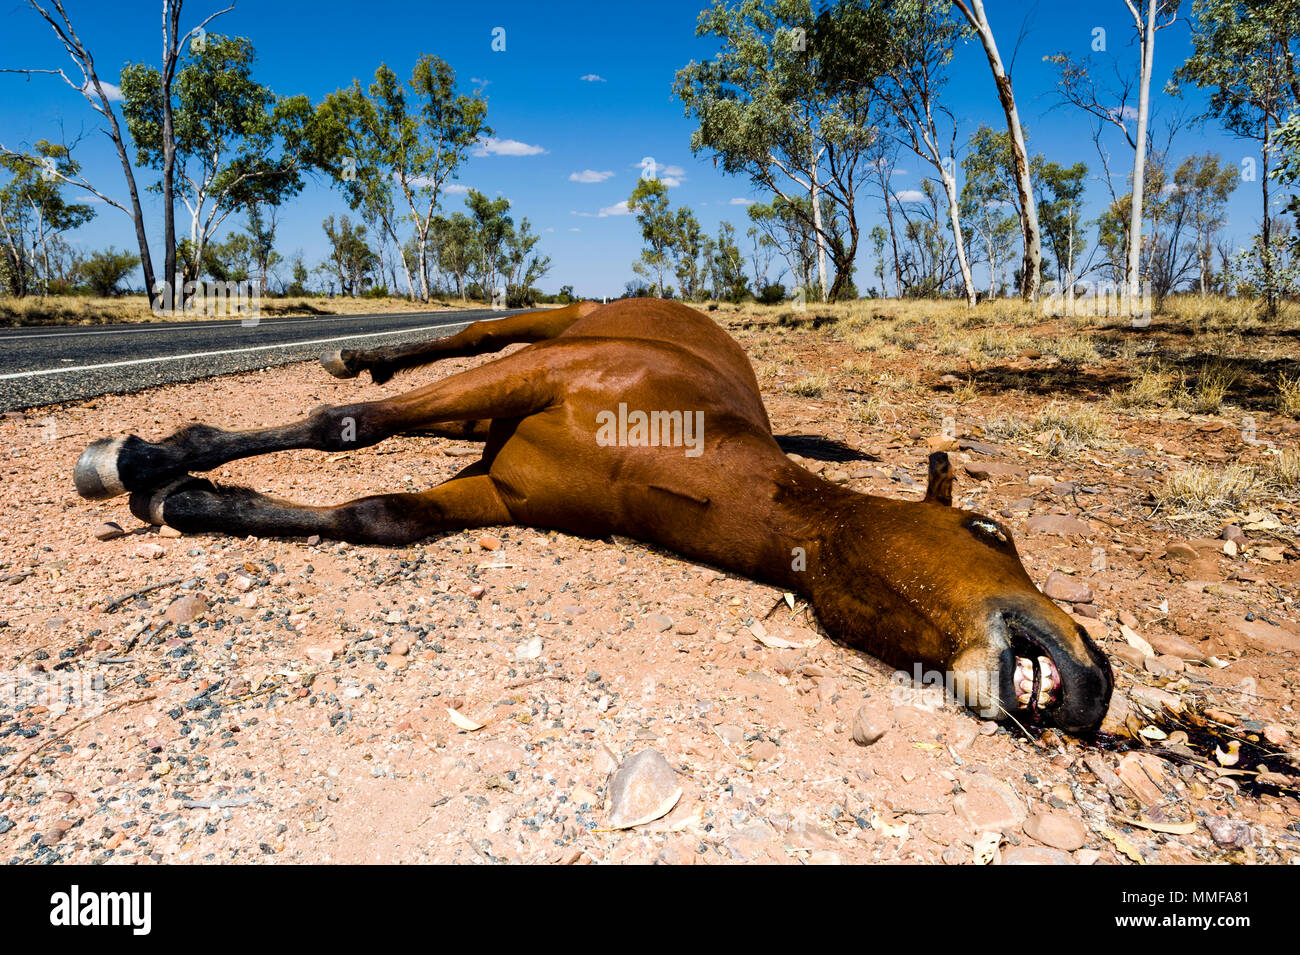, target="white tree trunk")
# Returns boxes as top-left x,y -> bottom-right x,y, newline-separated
957,0 -> 1043,302
810,142 -> 828,302
1126,0 -> 1157,308
941,166 -> 977,305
